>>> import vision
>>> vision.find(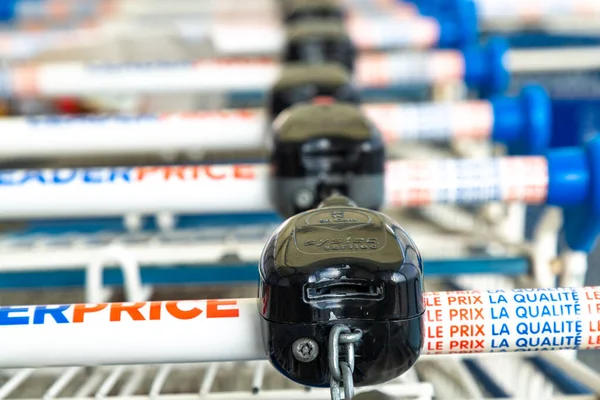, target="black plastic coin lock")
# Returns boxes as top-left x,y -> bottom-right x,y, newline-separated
258,194 -> 425,387
265,63 -> 360,121
269,103 -> 384,218
282,21 -> 357,73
